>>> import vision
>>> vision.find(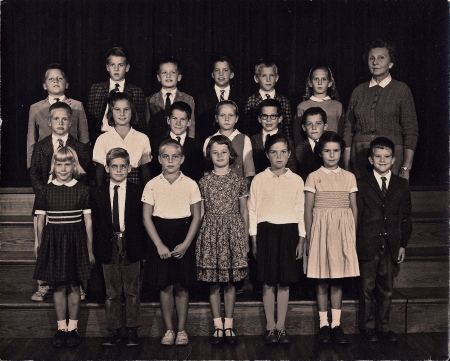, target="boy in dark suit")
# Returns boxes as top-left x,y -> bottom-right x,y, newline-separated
91,148 -> 148,347
150,101 -> 203,182
356,137 -> 412,343
87,47 -> 146,143
30,102 -> 92,302
295,107 -> 327,182
145,57 -> 195,145
195,55 -> 242,142
251,99 -> 296,175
